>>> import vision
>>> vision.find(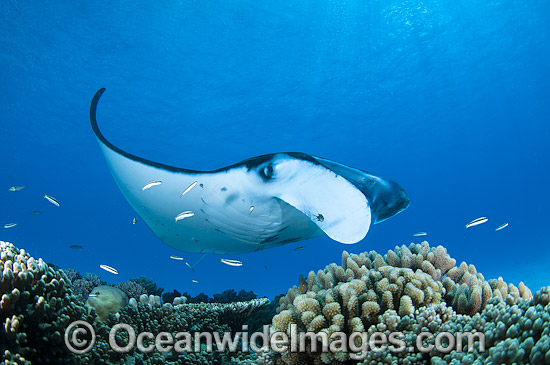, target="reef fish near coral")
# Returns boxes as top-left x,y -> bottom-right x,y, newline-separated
85,285 -> 129,321
90,88 -> 410,254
